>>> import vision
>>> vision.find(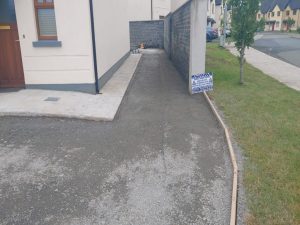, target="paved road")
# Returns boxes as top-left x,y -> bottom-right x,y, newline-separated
0,50 -> 231,225
253,32 -> 300,68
